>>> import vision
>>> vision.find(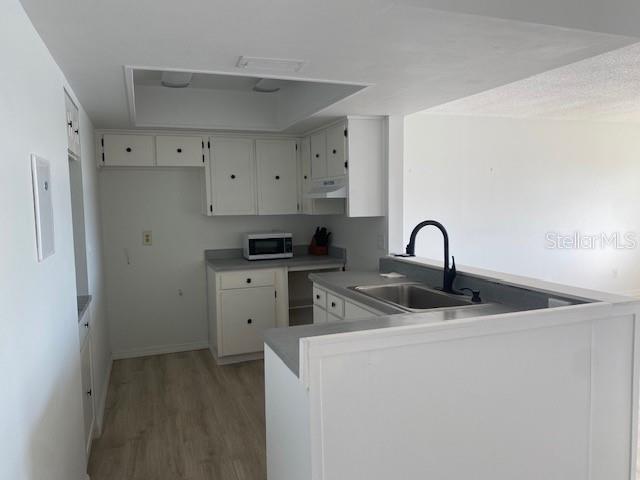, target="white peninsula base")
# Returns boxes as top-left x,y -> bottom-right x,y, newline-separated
266,285 -> 639,480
